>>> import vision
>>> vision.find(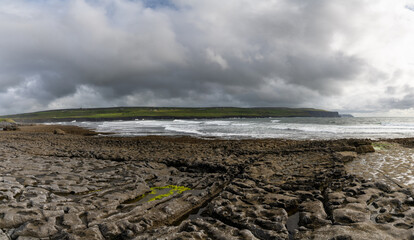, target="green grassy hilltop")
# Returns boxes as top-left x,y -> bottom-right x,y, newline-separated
1,107 -> 339,122
0,118 -> 15,123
